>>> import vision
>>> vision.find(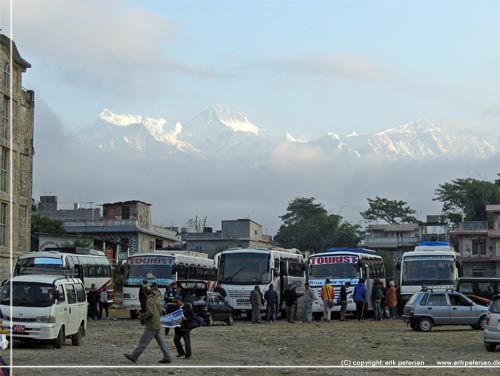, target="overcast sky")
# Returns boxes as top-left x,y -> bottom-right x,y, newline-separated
2,1 -> 500,234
